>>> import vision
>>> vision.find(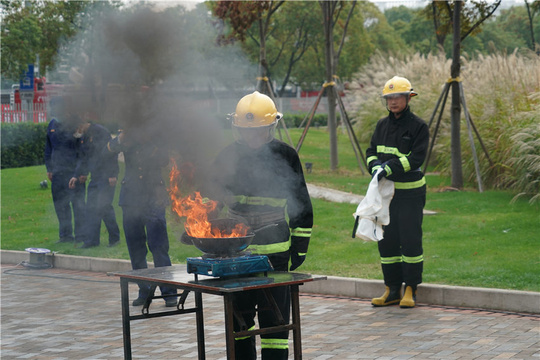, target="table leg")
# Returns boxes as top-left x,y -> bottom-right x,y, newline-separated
194,291 -> 206,360
223,294 -> 236,360
291,284 -> 302,359
120,278 -> 132,360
